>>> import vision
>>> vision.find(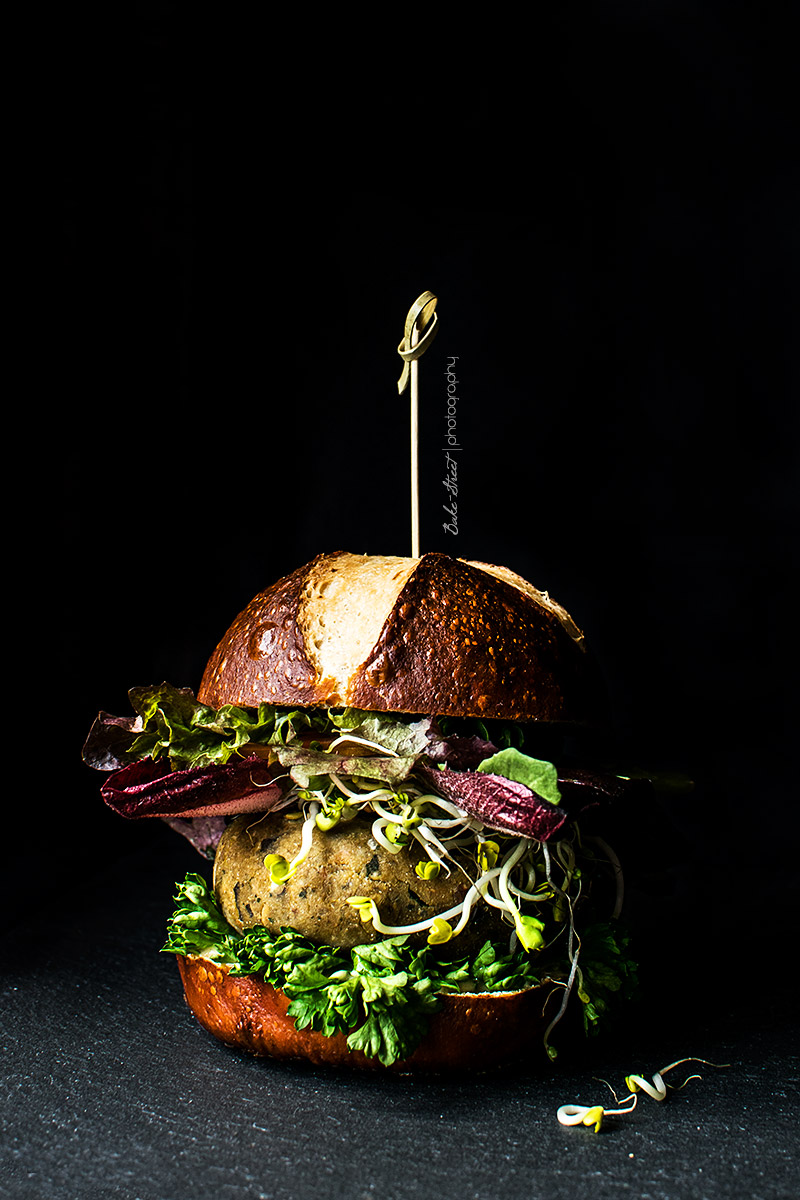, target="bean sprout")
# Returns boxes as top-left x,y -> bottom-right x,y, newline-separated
557,1058 -> 730,1132
586,835 -> 625,919
329,774 -> 393,803
268,729 -> 627,1047
264,802 -> 320,883
328,734 -> 401,756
